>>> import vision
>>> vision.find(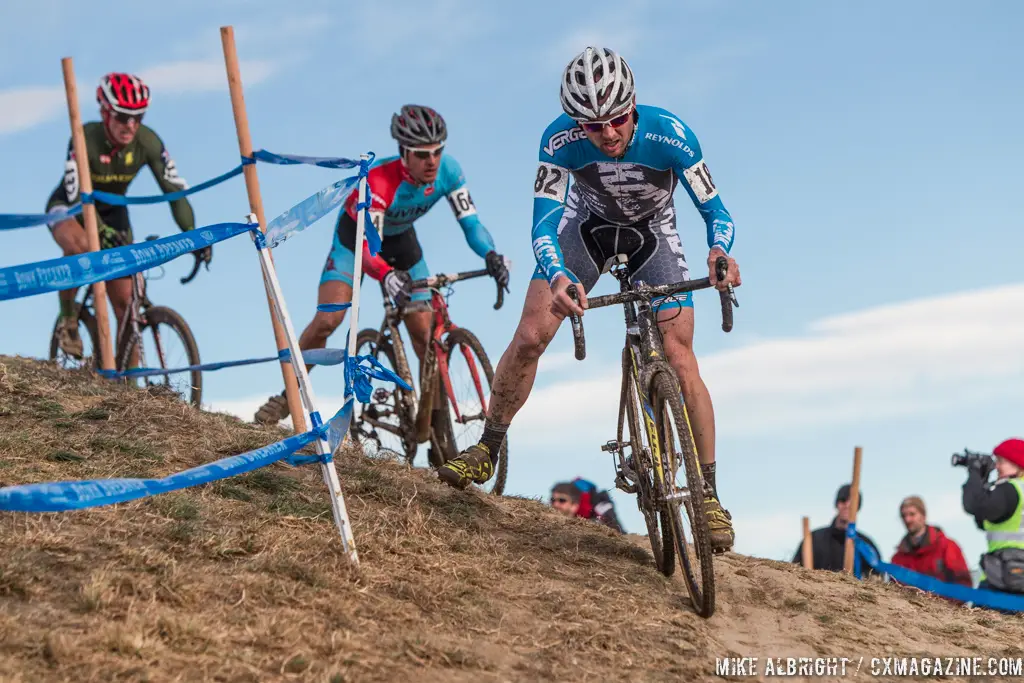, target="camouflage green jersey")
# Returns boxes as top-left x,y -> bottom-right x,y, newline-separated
45,122 -> 195,248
